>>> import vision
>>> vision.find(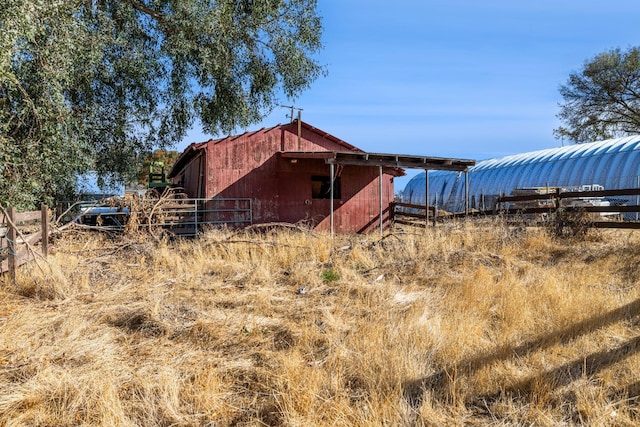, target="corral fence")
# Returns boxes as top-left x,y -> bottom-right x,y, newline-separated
391,187 -> 640,230
389,202 -> 438,227
58,197 -> 253,237
1,205 -> 50,283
